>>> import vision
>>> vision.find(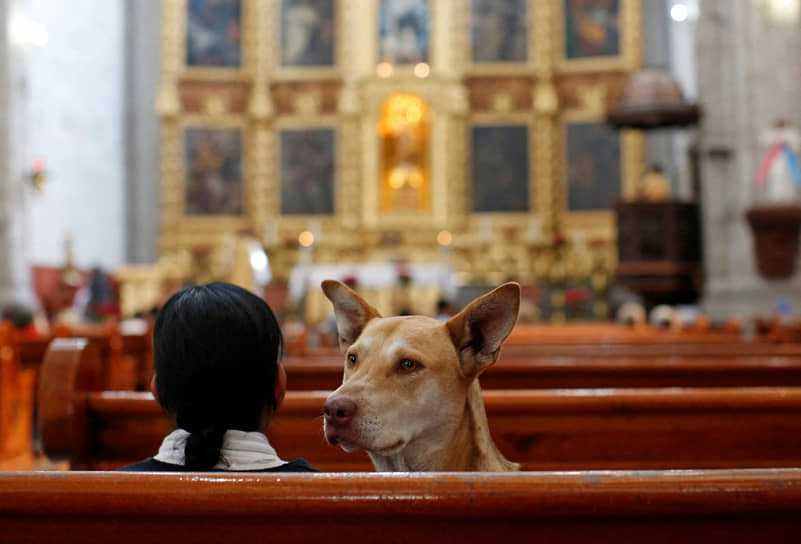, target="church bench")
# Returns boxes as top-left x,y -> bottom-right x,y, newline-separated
506,324 -> 743,345
283,353 -> 801,390
0,322 -> 36,470
501,342 -> 801,358
1,469 -> 800,544
301,339 -> 801,360
15,323 -> 151,391
40,341 -> 801,471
